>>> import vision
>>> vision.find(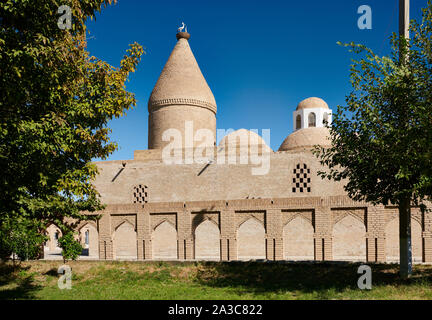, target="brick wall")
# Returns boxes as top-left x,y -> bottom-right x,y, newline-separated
55,197 -> 432,263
